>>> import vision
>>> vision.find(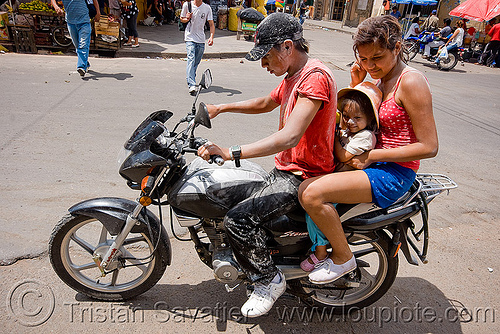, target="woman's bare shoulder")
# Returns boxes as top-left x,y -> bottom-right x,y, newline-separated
400,67 -> 430,92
